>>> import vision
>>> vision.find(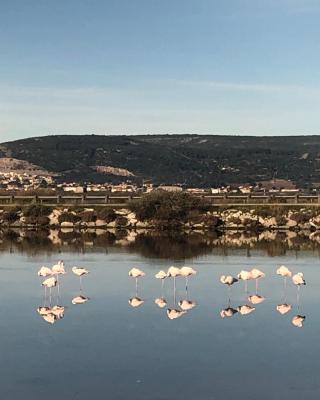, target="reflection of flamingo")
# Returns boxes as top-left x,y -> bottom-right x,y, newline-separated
276,303 -> 292,315
128,297 -> 144,308
248,294 -> 265,305
178,299 -> 196,311
155,297 -> 167,308
292,315 -> 305,328
237,270 -> 252,293
72,295 -> 89,305
250,268 -> 265,292
72,267 -> 89,290
180,266 -> 196,291
237,304 -> 255,315
129,268 -> 145,294
220,307 -> 238,318
167,308 -> 186,320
